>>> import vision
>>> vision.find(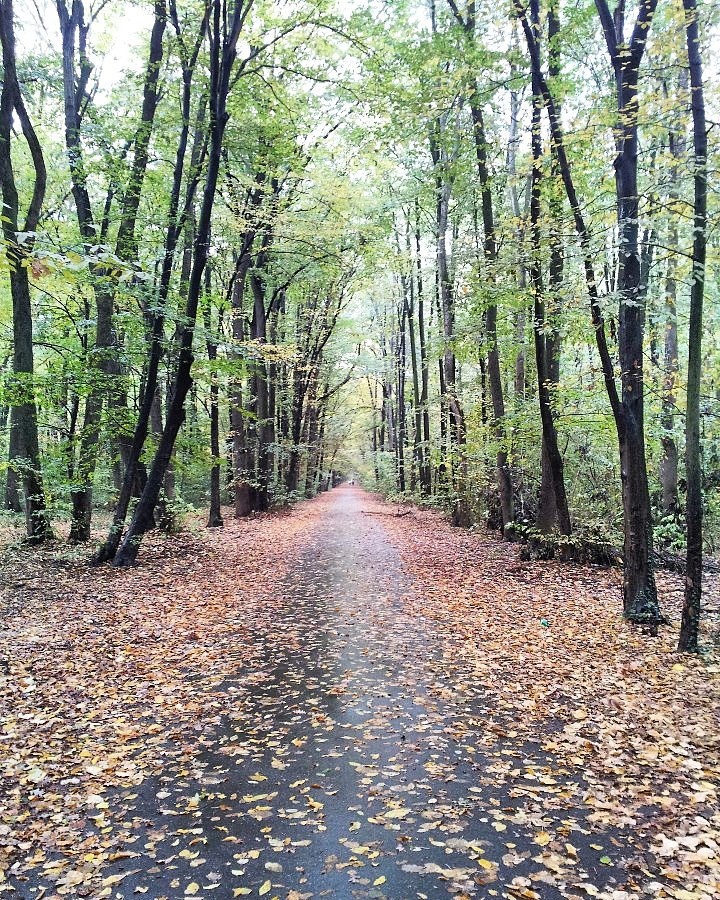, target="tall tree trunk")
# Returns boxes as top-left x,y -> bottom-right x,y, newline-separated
396,295 -> 407,493
94,15 -> 208,563
678,0 -> 707,652
57,0 -> 166,541
56,0 -> 111,541
430,123 -> 468,524
414,204 -> 432,495
445,0 -> 510,530
205,276 -> 224,528
538,1 -> 565,528
659,76 -> 686,517
249,272 -> 270,511
528,0 -> 571,537
406,240 -> 424,494
595,0 -> 660,620
5,409 -> 23,513
113,0 -> 253,566
515,0 -> 663,624
230,253 -> 253,516
470,95 -> 513,533
0,0 -> 52,541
